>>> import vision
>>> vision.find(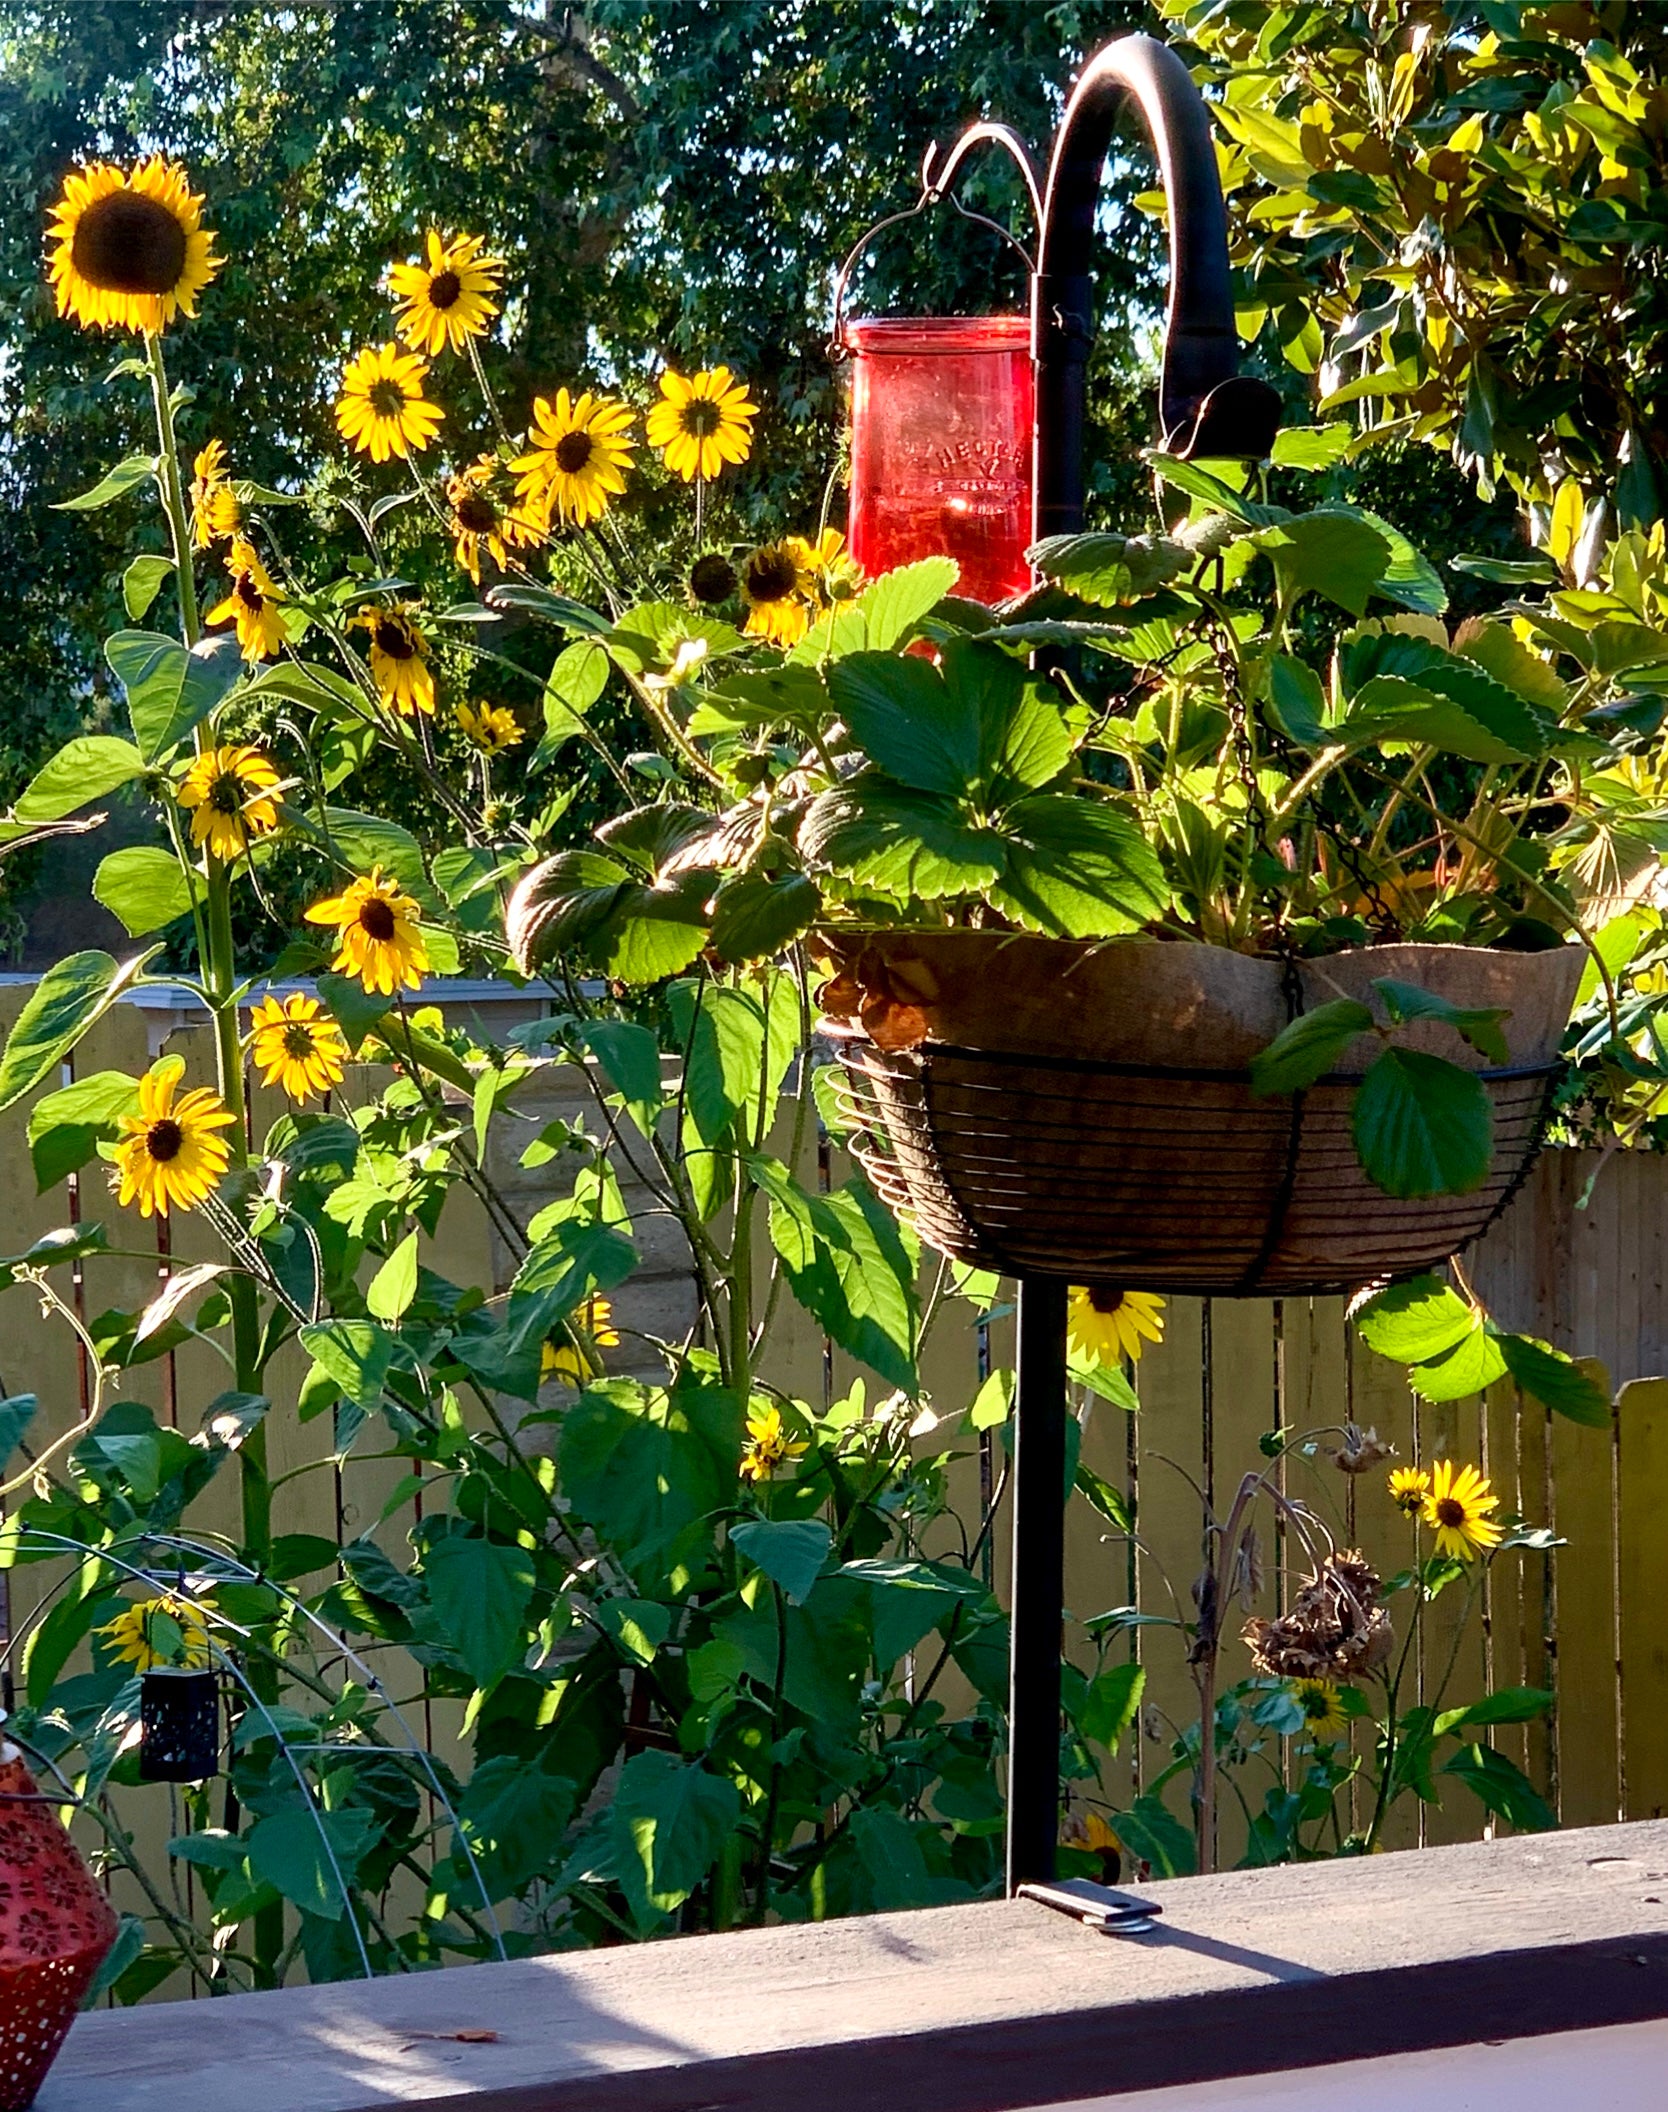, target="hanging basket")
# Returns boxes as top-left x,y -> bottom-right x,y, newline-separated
820,932 -> 1583,1297
0,1748 -> 117,2110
